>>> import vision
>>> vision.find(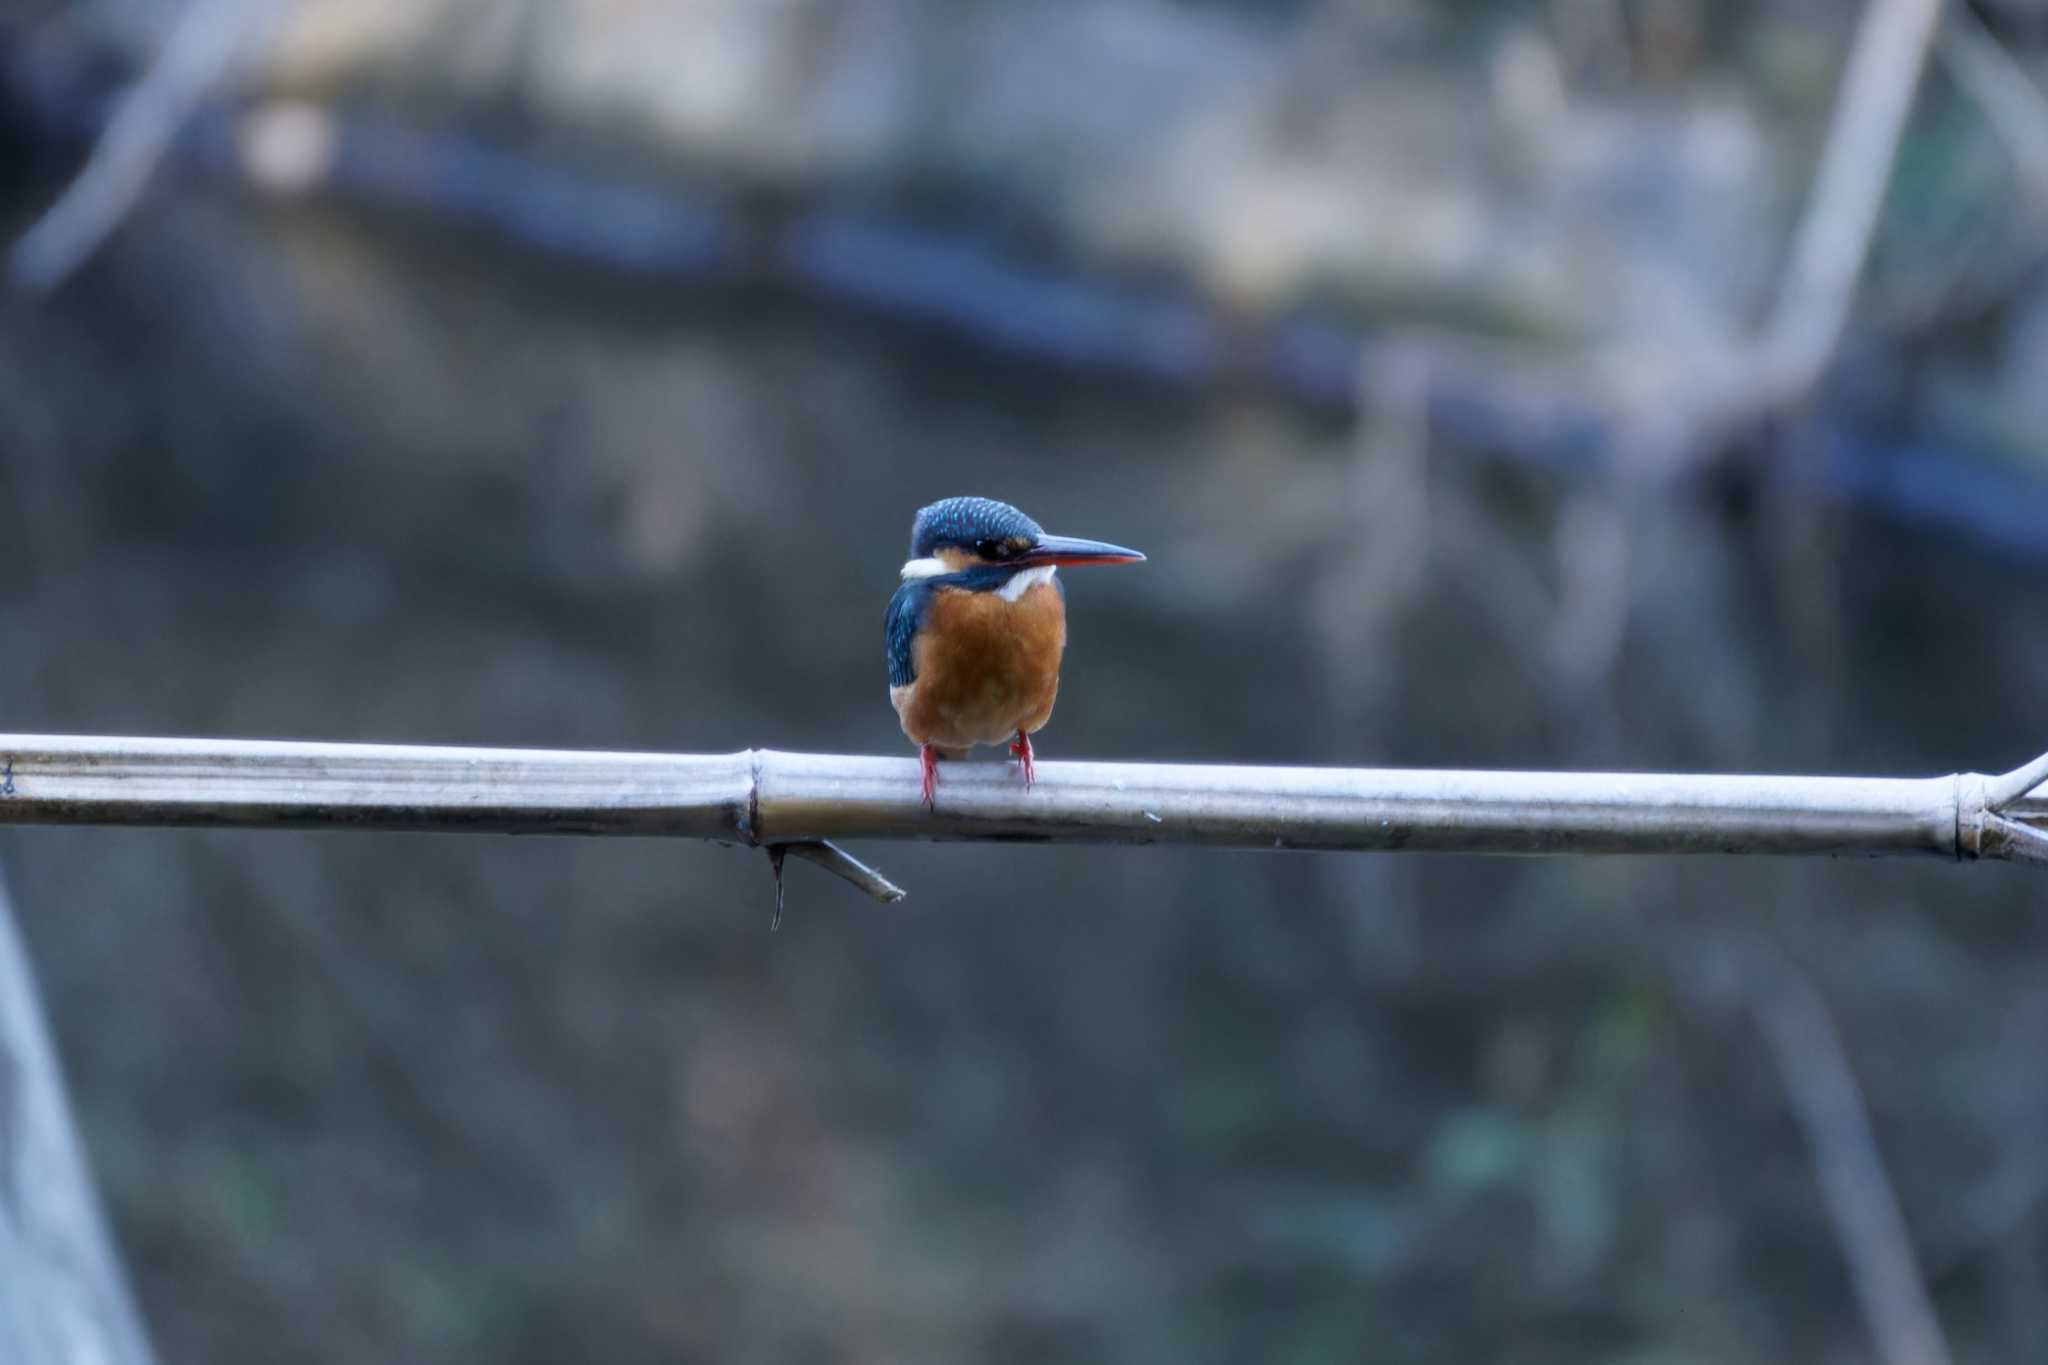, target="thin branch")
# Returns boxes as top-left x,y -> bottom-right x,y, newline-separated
779,841 -> 906,904
1983,814 -> 2048,866
1873,11 -> 2048,334
0,737 -> 2044,896
8,0 -> 273,294
1985,746 -> 2048,810
1941,5 -> 2048,202
1737,0 -> 1948,410
1747,948 -> 1953,1365
1358,0 -> 1950,476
